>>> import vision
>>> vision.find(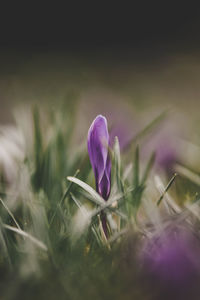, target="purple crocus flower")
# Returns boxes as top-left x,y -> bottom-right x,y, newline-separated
87,115 -> 111,201
140,224 -> 200,299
